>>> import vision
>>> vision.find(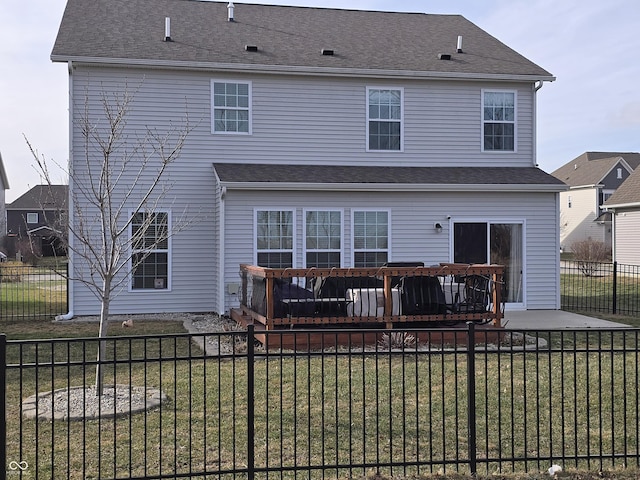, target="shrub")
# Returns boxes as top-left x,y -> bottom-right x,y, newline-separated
0,261 -> 24,283
571,239 -> 611,277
